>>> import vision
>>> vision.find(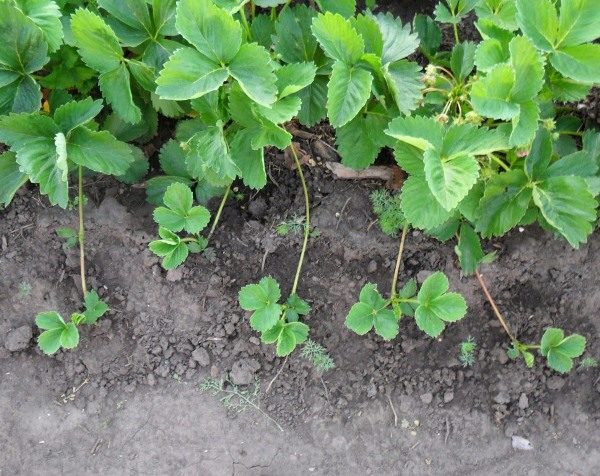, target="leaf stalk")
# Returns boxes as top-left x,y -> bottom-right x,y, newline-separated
390,223 -> 410,298
289,145 -> 310,296
207,184 -> 231,240
475,269 -> 516,342
78,166 -> 87,298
